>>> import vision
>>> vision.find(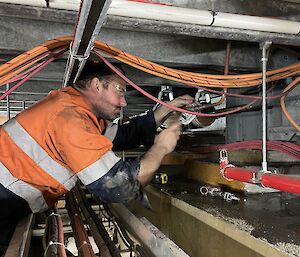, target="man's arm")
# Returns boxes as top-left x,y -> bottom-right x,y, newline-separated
138,122 -> 181,186
86,122 -> 181,203
110,110 -> 156,150
153,94 -> 194,125
110,95 -> 194,151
